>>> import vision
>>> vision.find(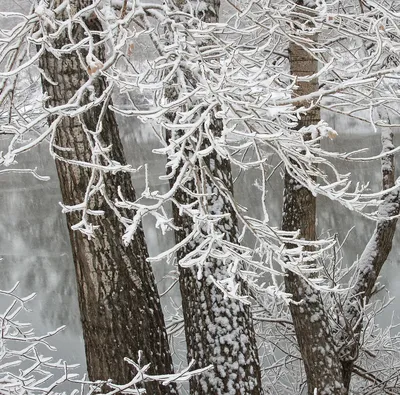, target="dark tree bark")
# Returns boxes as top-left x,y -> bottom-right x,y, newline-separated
170,121 -> 263,395
340,127 -> 399,390
283,3 -> 400,394
282,148 -> 345,395
166,1 -> 263,393
282,2 -> 346,394
39,2 -> 176,393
